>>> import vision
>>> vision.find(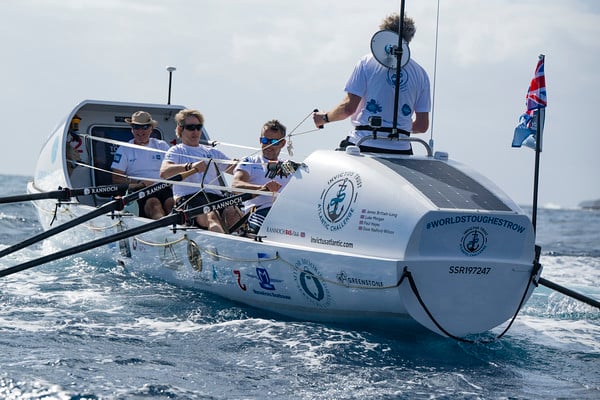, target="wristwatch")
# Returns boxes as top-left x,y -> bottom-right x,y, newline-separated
323,113 -> 329,123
